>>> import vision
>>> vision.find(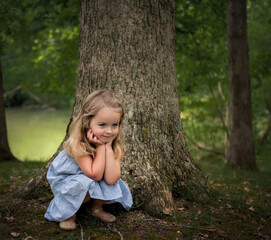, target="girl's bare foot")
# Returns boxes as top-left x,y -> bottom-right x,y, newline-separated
90,207 -> 116,223
59,215 -> 76,230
